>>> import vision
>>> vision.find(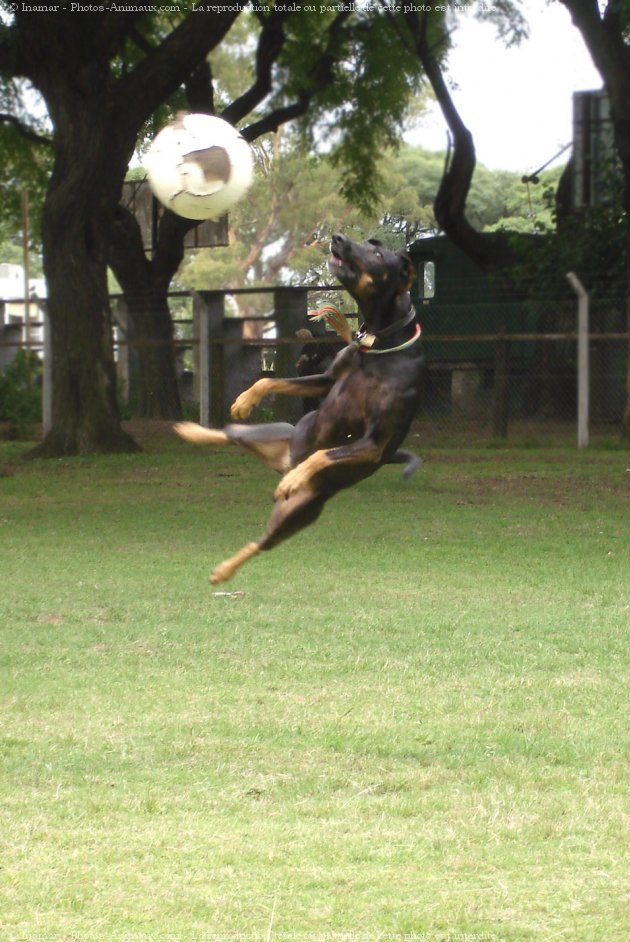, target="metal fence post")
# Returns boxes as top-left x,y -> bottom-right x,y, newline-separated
566,272 -> 589,449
